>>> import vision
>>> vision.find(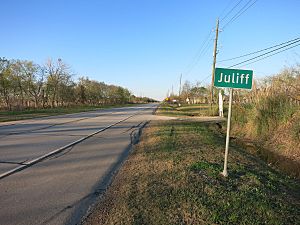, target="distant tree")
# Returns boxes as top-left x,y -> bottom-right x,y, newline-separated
44,59 -> 72,107
14,60 -> 44,108
0,59 -> 12,110
181,80 -> 191,101
0,57 -> 151,110
24,62 -> 44,108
